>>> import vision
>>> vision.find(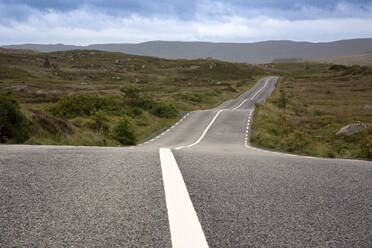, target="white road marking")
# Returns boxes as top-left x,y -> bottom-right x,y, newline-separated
159,148 -> 209,248
232,79 -> 270,110
175,110 -> 224,150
